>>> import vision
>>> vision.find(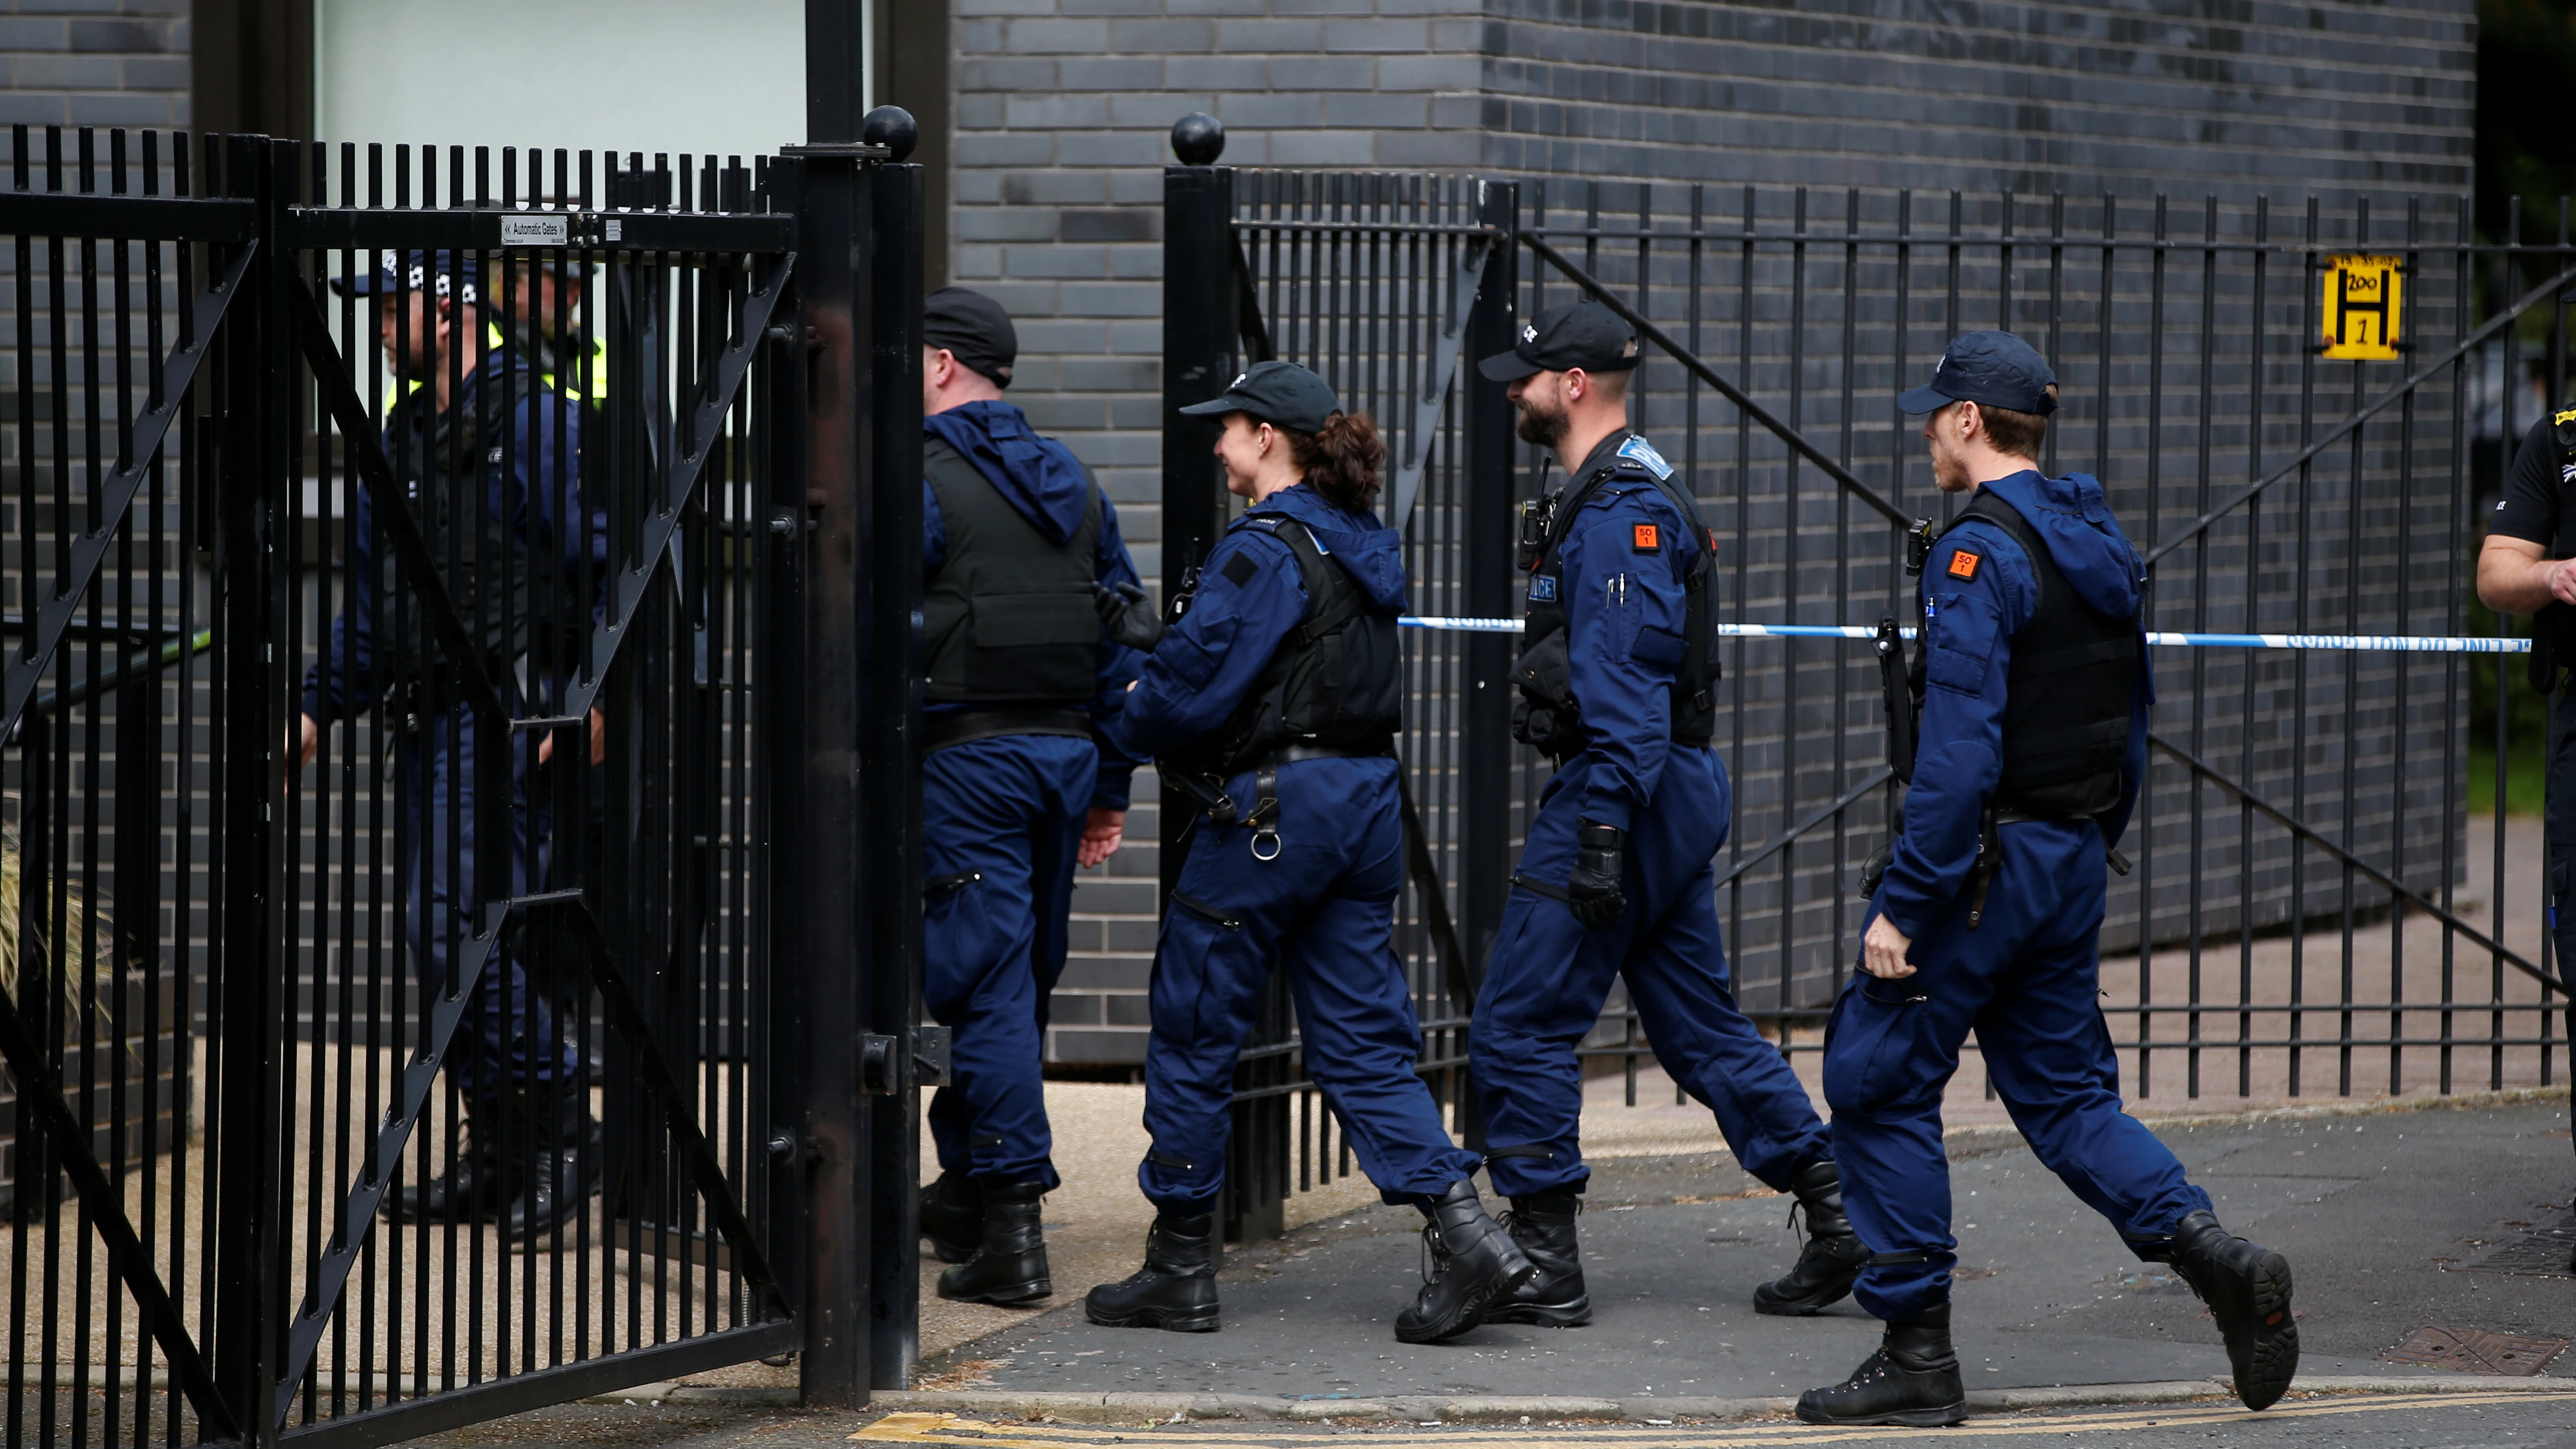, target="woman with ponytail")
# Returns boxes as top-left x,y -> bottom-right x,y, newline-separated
1086,361 -> 1532,1342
